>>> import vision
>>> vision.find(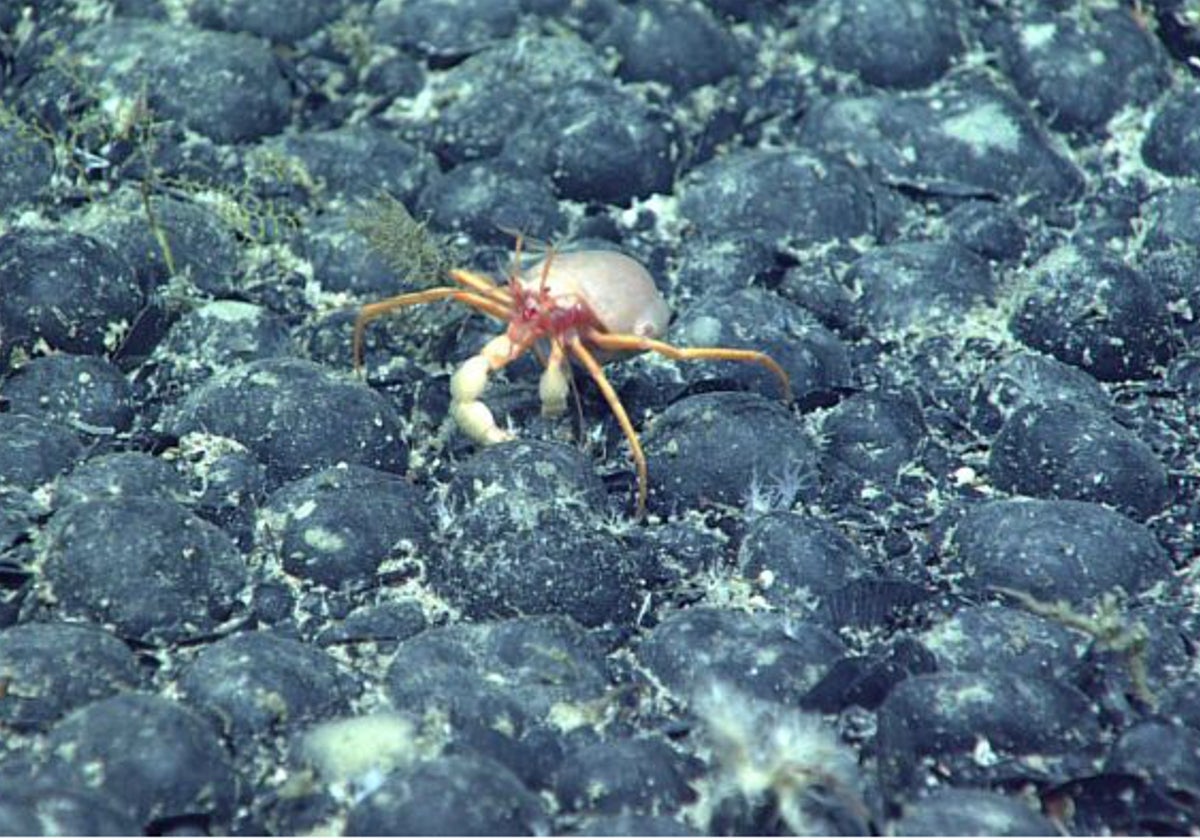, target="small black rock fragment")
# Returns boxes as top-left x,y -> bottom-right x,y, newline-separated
345,752 -> 545,835
264,125 -> 434,204
2,354 -> 136,435
385,616 -> 609,781
40,496 -> 250,643
637,607 -> 844,703
503,80 -> 677,205
188,0 -> 342,43
302,212 -> 399,298
0,123 -> 54,210
86,189 -> 240,296
799,76 -> 1085,212
434,445 -> 642,625
670,235 -> 778,297
598,0 -> 740,92
1142,86 -> 1200,178
1142,184 -> 1200,250
0,228 -> 142,363
1143,249 -> 1200,343
847,241 -> 995,332
990,400 -> 1169,518
1106,720 -> 1200,800
73,18 -> 291,143
920,605 -> 1085,683
736,512 -> 866,608
179,631 -> 354,745
418,160 -> 565,244
876,670 -> 1099,799
646,392 -> 817,511
427,36 -> 609,165
180,445 -> 269,549
552,736 -> 696,815
996,7 -> 1166,135
891,787 -> 1060,836
820,390 -> 929,486
43,693 -> 238,831
444,439 -> 608,541
0,785 -> 140,836
152,300 -> 295,393
435,520 -> 644,627
800,0 -> 963,89
317,600 -> 429,645
0,486 -> 40,554
372,0 -> 519,59
678,149 -> 876,248
262,464 -> 431,589
947,498 -> 1171,605
388,617 -> 611,713
942,200 -> 1028,262
1011,246 -> 1174,381
168,357 -> 407,485
0,415 -> 84,490
0,622 -> 141,732
968,351 -> 1113,436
